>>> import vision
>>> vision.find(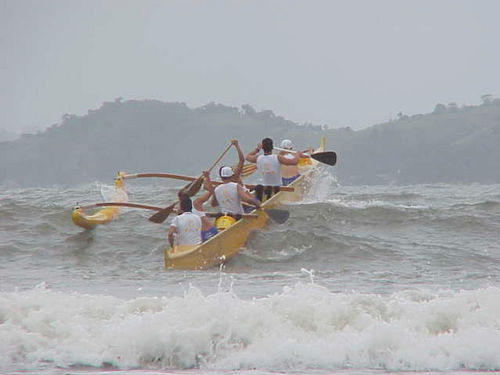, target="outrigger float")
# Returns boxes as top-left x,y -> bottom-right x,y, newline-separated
71,172 -> 128,229
163,137 -> 329,269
